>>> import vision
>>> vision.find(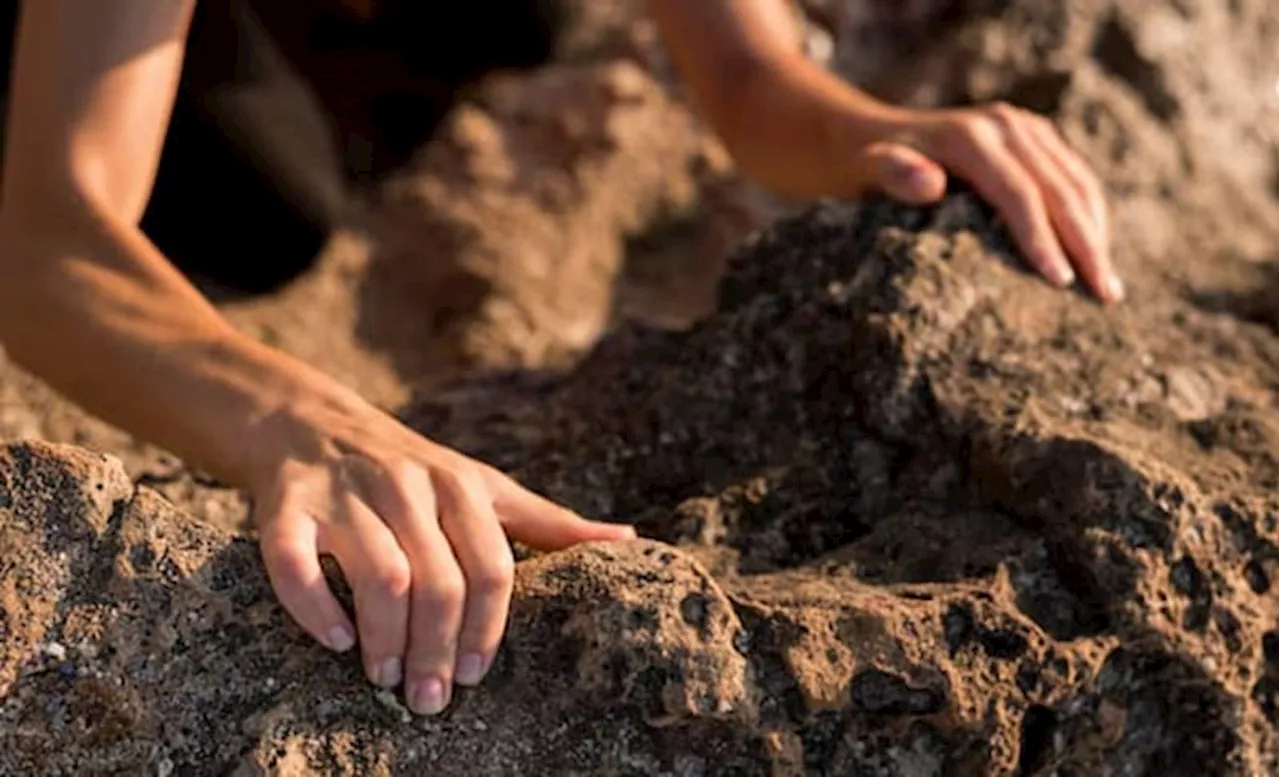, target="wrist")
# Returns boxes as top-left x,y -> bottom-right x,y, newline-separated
228,343 -> 374,492
0,209 -> 377,496
714,53 -> 921,196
